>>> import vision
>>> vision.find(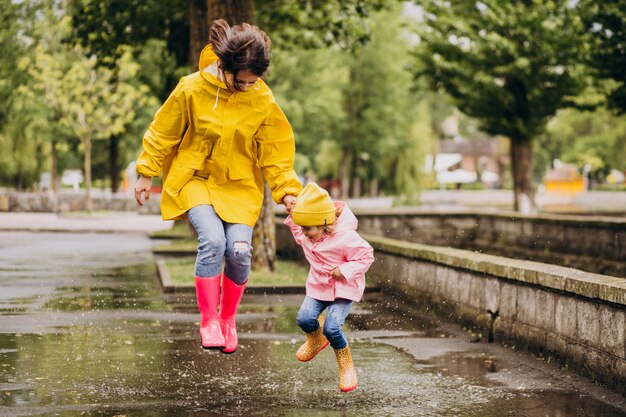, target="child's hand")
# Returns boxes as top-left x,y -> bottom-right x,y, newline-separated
283,195 -> 296,214
330,267 -> 344,280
